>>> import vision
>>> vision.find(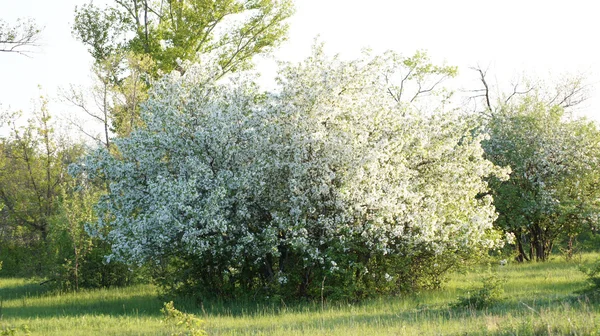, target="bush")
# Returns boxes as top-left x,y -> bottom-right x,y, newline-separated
579,258 -> 600,293
78,46 -> 506,300
0,236 -> 53,277
161,301 -> 205,336
0,324 -> 30,336
453,270 -> 505,309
